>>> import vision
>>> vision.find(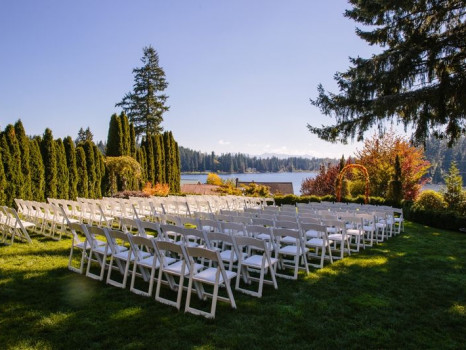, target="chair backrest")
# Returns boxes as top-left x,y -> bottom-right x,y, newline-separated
274,219 -> 300,231
120,217 -> 140,234
137,220 -> 161,237
300,223 -> 328,239
198,219 -> 221,233
251,217 -> 275,227
85,225 -> 108,249
105,228 -> 131,254
272,227 -> 301,240
246,224 -> 273,239
128,234 -> 158,262
159,224 -> 184,242
234,235 -> 268,253
220,222 -> 247,236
